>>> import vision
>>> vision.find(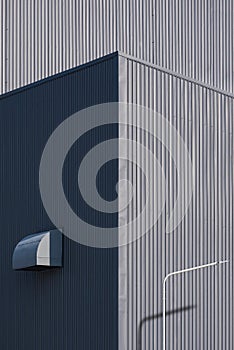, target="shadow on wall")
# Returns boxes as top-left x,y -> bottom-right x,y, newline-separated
137,305 -> 196,350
